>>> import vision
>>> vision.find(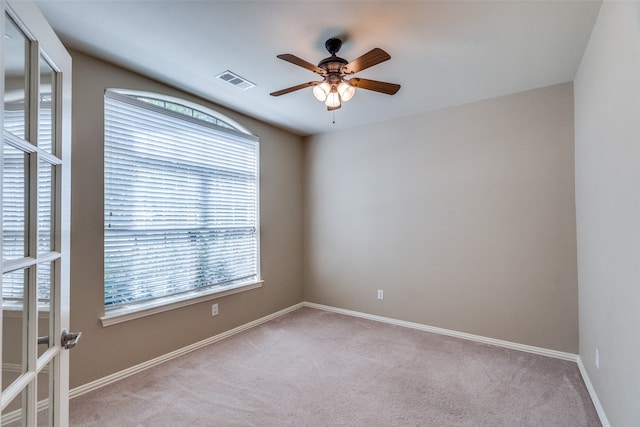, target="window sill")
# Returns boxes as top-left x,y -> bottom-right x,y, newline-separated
100,280 -> 264,327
